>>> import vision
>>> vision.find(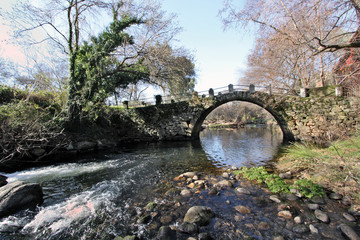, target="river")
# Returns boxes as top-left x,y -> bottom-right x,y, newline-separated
0,125 -> 284,239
